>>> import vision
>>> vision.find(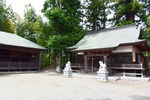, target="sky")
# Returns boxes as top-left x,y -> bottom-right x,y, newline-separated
5,0 -> 113,27
6,0 -> 45,18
